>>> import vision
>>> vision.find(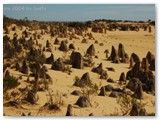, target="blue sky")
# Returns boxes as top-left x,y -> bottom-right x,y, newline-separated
3,4 -> 155,21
